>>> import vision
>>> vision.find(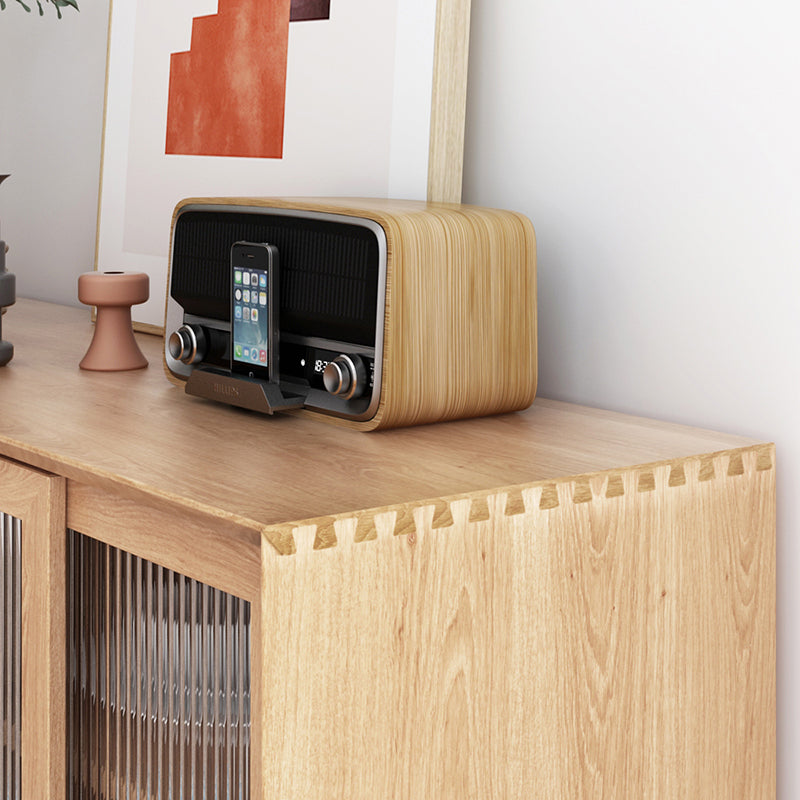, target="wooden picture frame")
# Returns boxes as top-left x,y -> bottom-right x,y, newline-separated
94,0 -> 472,331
